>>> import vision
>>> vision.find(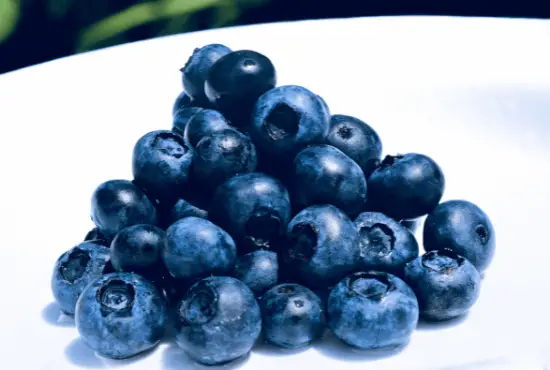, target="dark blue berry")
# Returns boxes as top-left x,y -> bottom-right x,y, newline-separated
75,272 -> 167,359
172,107 -> 203,136
91,179 -> 157,239
192,128 -> 258,191
355,212 -> 419,275
367,153 -> 445,220
328,271 -> 419,349
84,227 -> 111,246
132,130 -> 193,201
181,44 -> 232,104
234,250 -> 278,295
183,109 -> 231,147
404,249 -> 481,321
291,144 -> 367,217
261,283 -> 325,349
172,91 -> 193,116
51,241 -> 111,315
209,173 -> 291,253
110,224 -> 166,282
280,204 -> 360,288
423,200 -> 495,272
205,50 -> 276,127
326,114 -> 382,176
249,85 -> 330,161
169,197 -> 208,223
164,217 -> 237,280
175,276 -> 261,365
